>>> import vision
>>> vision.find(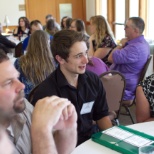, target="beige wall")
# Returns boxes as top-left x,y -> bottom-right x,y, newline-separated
0,0 -> 25,26
0,0 -> 96,26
